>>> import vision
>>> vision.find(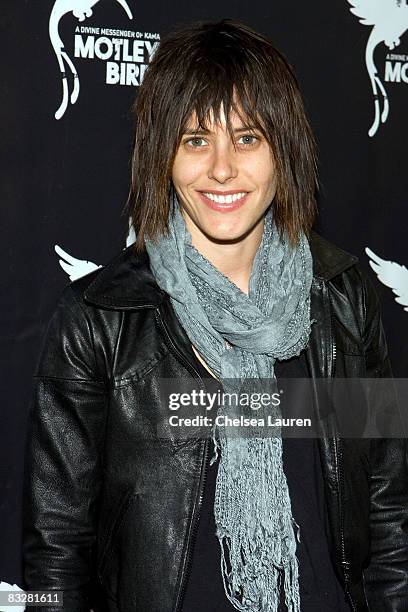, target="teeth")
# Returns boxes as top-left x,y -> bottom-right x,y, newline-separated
203,192 -> 247,204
